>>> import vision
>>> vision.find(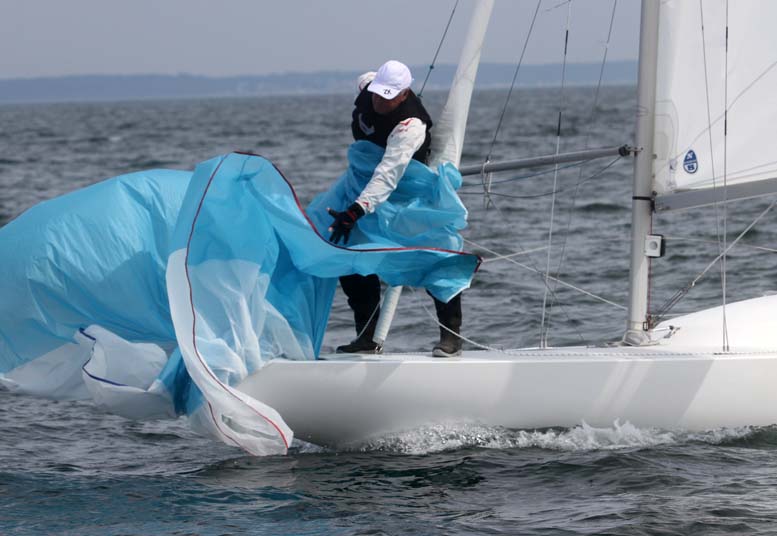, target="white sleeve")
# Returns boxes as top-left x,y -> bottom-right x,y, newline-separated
355,118 -> 427,214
